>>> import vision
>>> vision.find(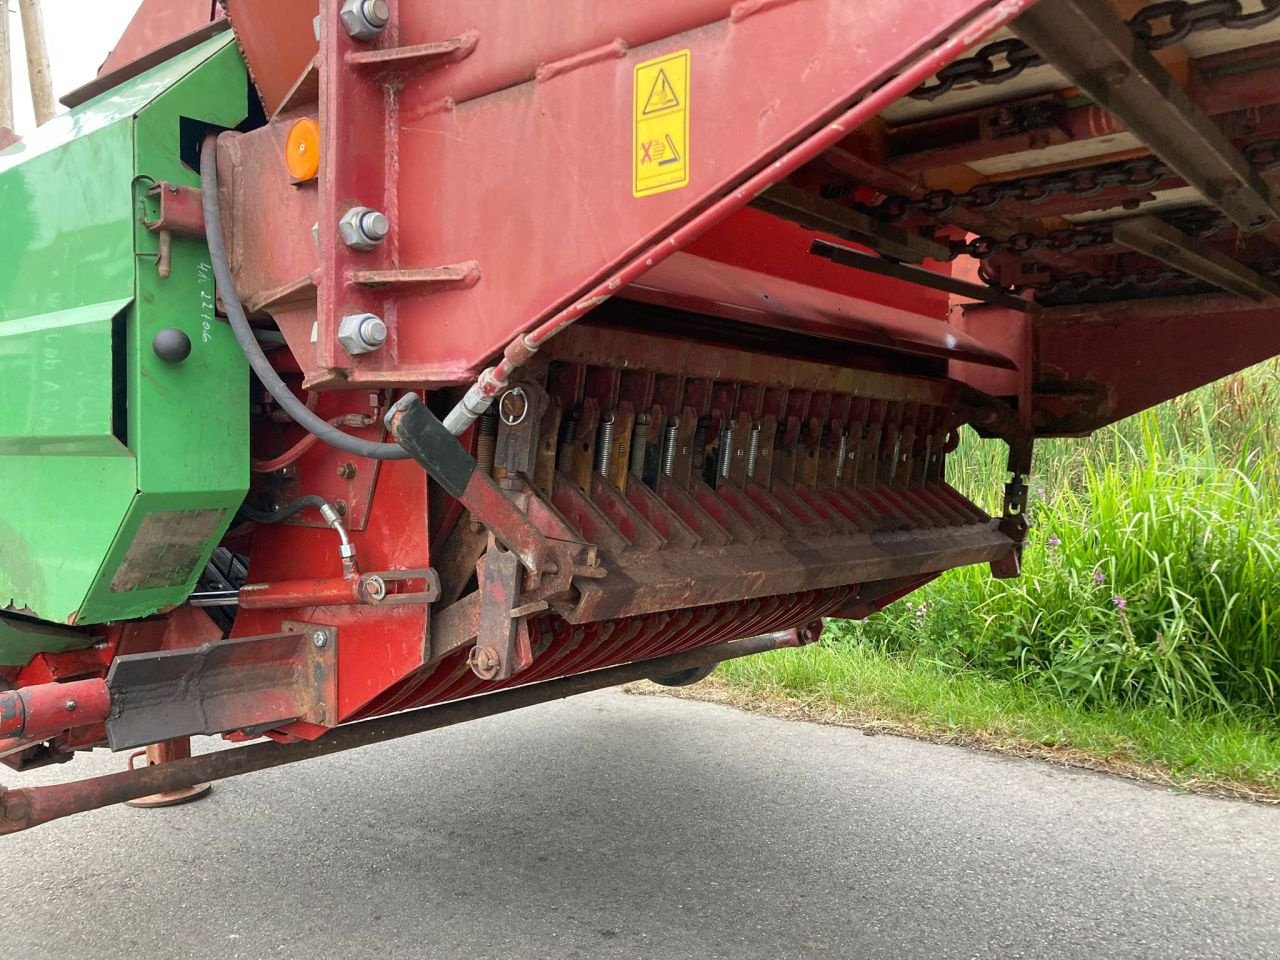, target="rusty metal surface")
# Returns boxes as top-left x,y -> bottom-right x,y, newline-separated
1011,0 -> 1280,232
222,0 -> 319,115
0,629 -> 811,836
288,0 -> 1008,385
103,628 -> 336,750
